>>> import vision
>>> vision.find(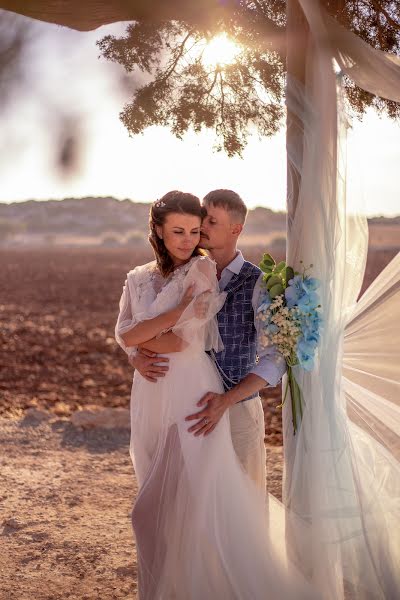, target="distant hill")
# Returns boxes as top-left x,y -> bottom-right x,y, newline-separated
0,197 -> 148,236
0,197 -> 398,248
